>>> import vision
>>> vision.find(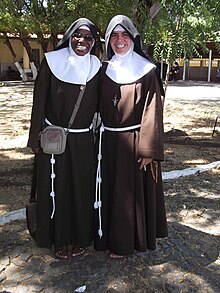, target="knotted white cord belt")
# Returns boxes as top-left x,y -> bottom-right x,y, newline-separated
95,123 -> 141,238
45,118 -> 93,219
